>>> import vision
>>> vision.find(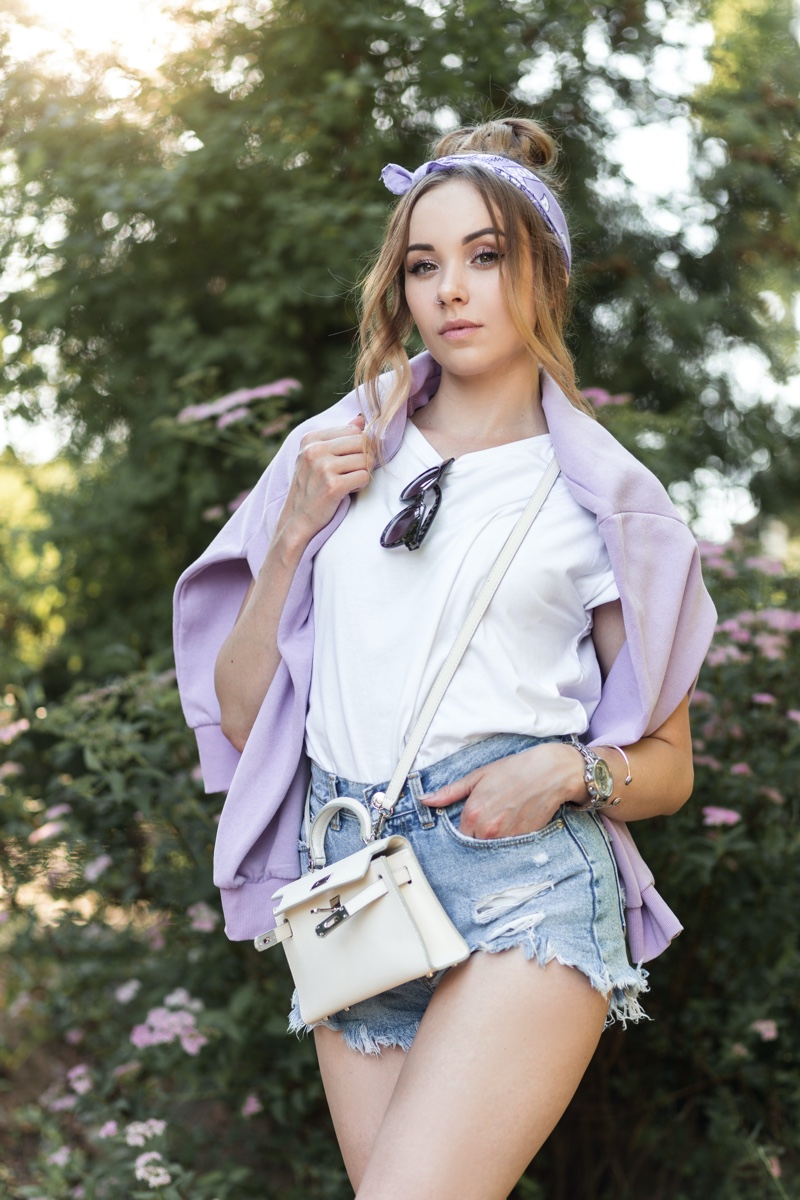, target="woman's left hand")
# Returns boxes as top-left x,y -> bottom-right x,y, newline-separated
420,743 -> 587,839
